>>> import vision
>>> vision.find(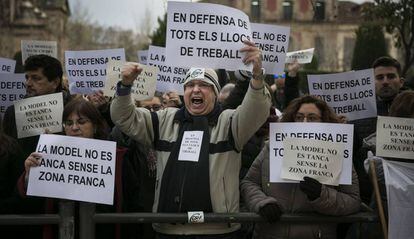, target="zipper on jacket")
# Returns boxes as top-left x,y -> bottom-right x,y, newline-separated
177,167 -> 188,212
